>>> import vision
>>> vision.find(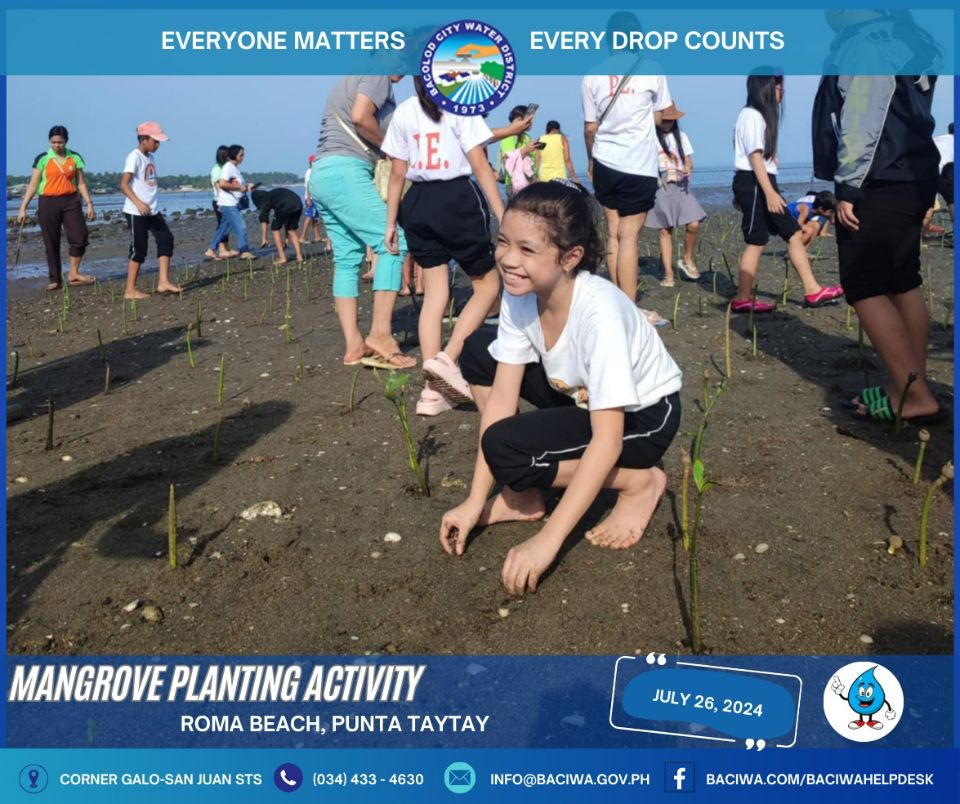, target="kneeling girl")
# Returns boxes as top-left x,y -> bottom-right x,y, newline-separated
440,182 -> 682,594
